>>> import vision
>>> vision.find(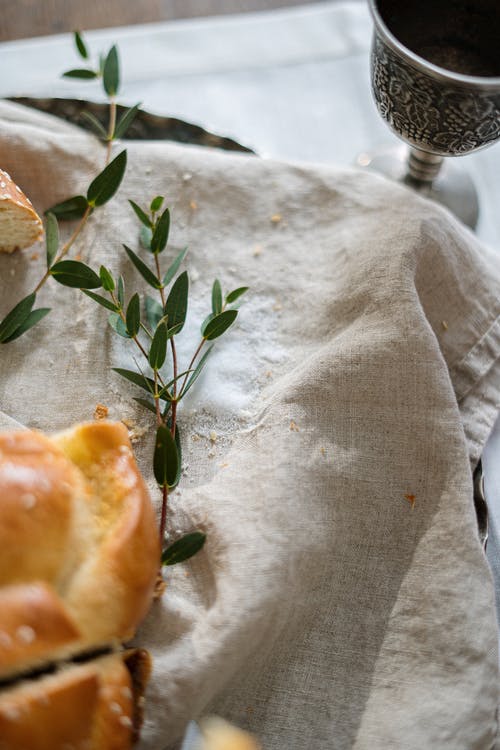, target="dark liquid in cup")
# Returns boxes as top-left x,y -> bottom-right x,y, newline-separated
377,0 -> 500,77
